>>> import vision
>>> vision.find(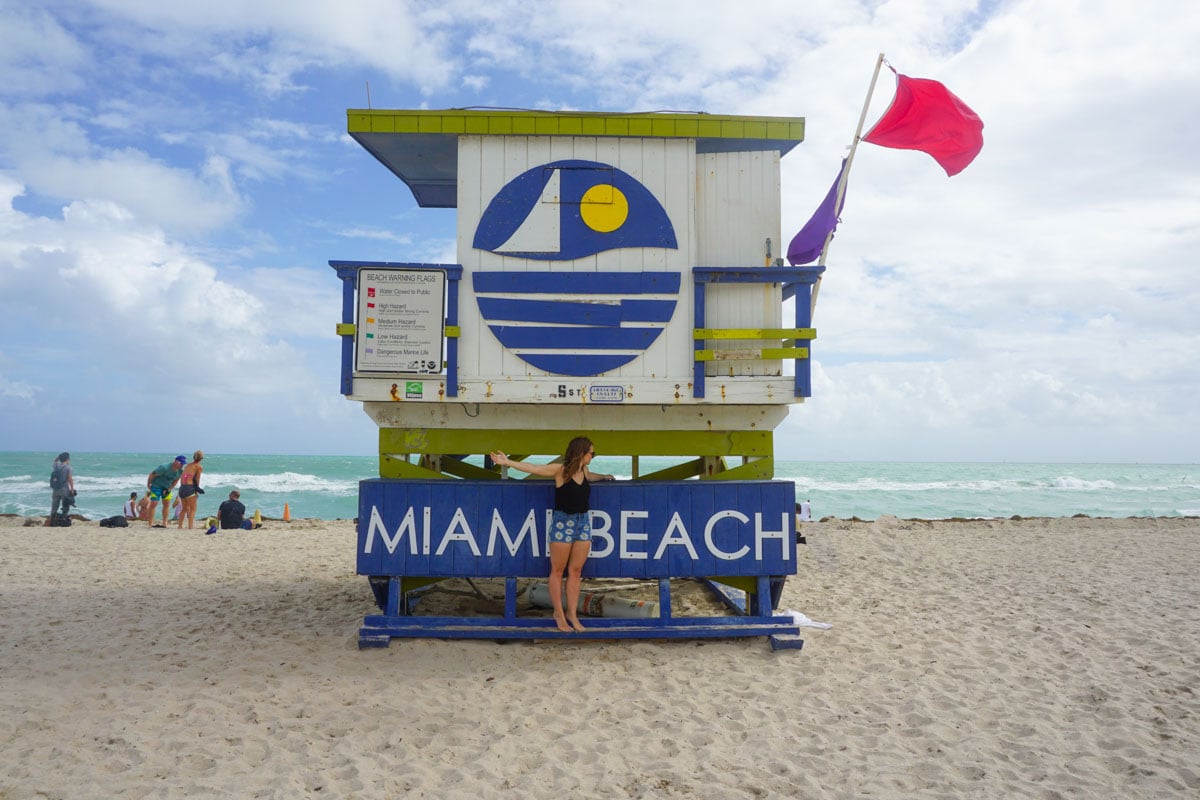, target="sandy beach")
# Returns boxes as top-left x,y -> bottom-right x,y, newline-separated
1,514 -> 1197,799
